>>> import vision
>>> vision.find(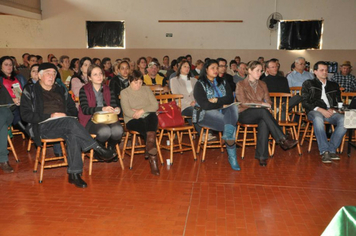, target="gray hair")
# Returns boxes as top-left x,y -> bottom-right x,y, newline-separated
295,57 -> 306,63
